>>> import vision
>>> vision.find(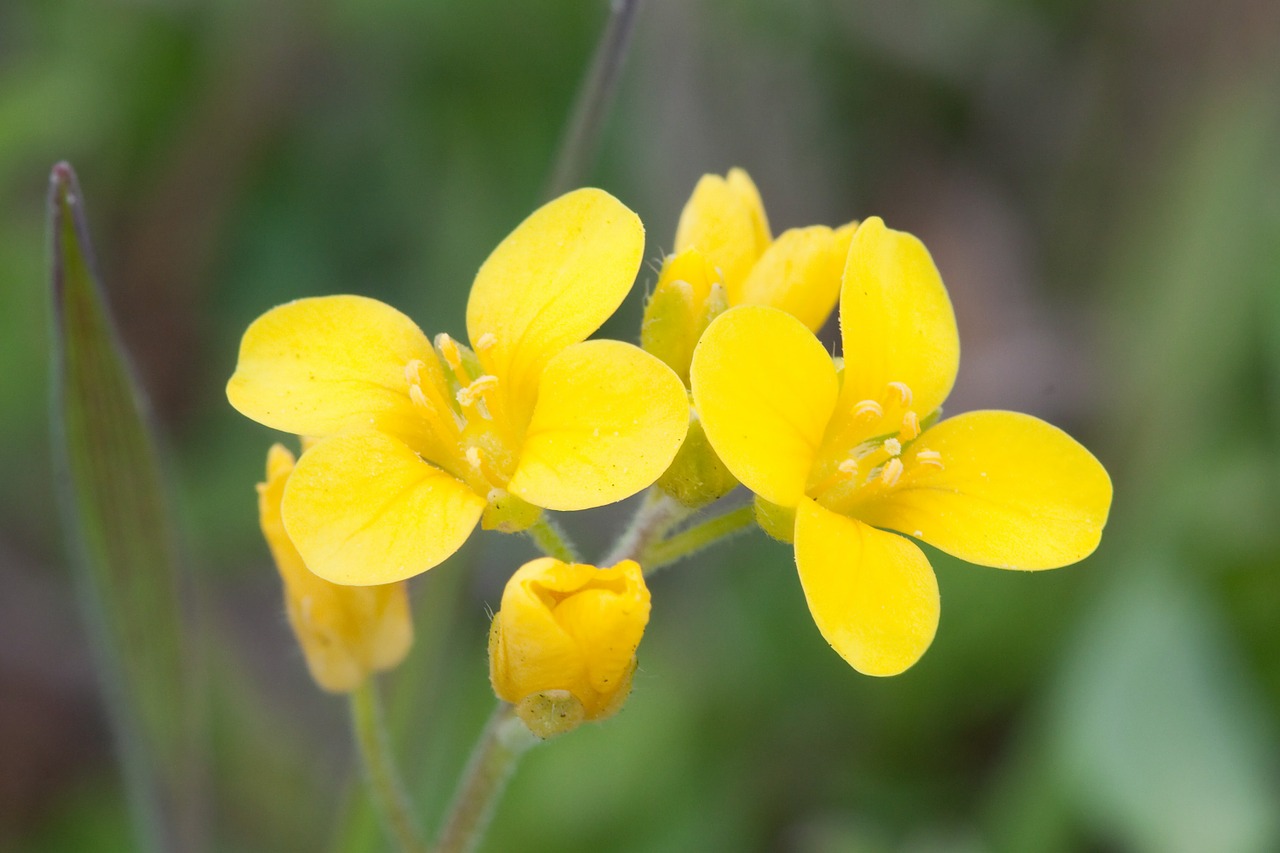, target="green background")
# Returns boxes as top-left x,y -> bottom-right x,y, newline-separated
3,0 -> 1279,850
